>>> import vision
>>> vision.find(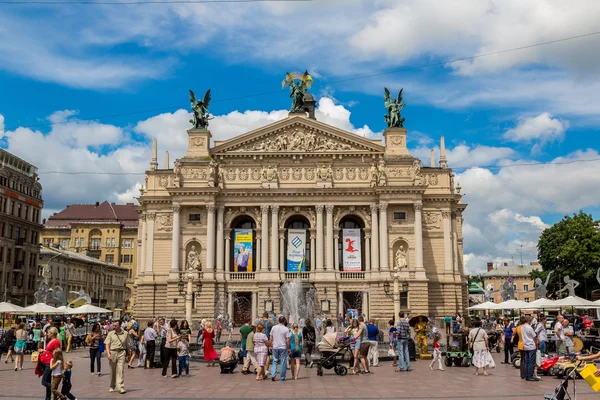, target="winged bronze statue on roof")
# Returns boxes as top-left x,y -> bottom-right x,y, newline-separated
282,70 -> 314,113
384,87 -> 406,128
189,89 -> 213,129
